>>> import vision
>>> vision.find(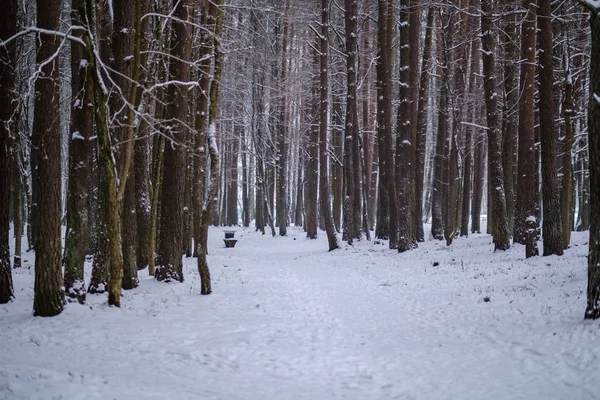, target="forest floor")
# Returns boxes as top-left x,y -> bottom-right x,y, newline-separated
1,224 -> 599,400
